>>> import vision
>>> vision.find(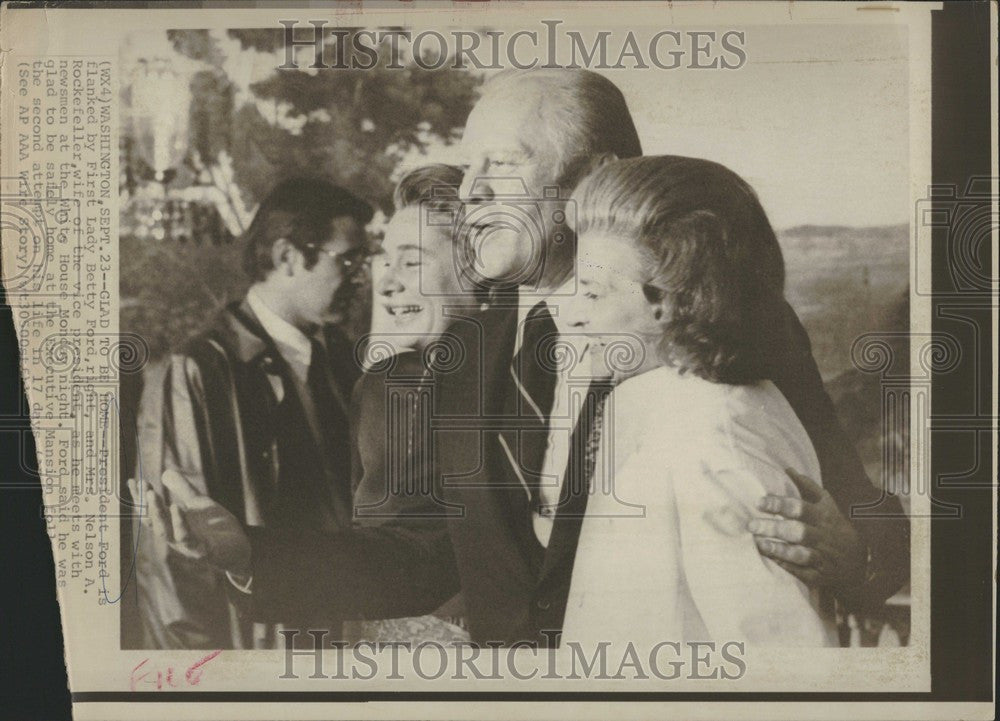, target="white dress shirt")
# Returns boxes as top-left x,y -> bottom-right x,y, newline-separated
246,286 -> 312,383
